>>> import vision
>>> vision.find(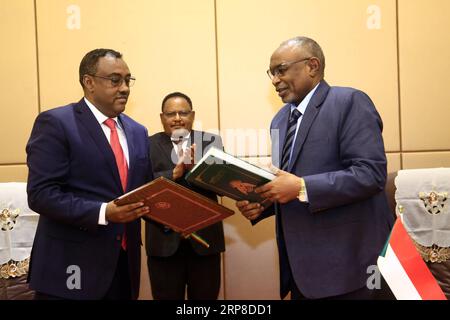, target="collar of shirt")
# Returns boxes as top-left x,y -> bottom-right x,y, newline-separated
83,97 -> 129,165
290,82 -> 321,114
84,97 -> 123,131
